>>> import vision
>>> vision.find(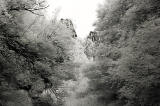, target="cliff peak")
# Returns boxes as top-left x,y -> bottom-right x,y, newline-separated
60,18 -> 77,38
